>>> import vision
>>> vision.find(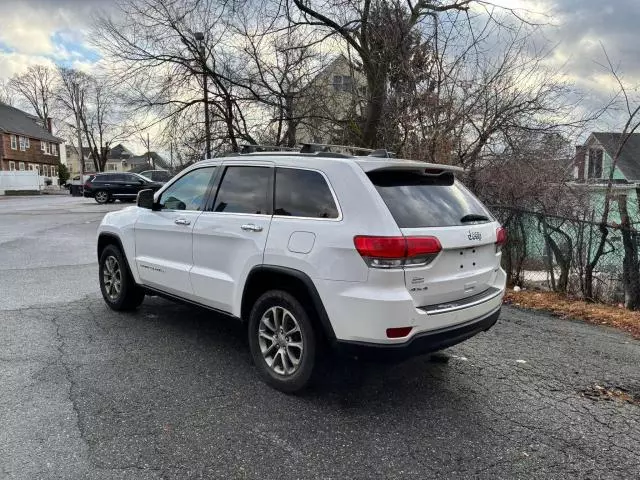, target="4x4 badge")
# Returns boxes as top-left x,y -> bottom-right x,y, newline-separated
467,231 -> 482,241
